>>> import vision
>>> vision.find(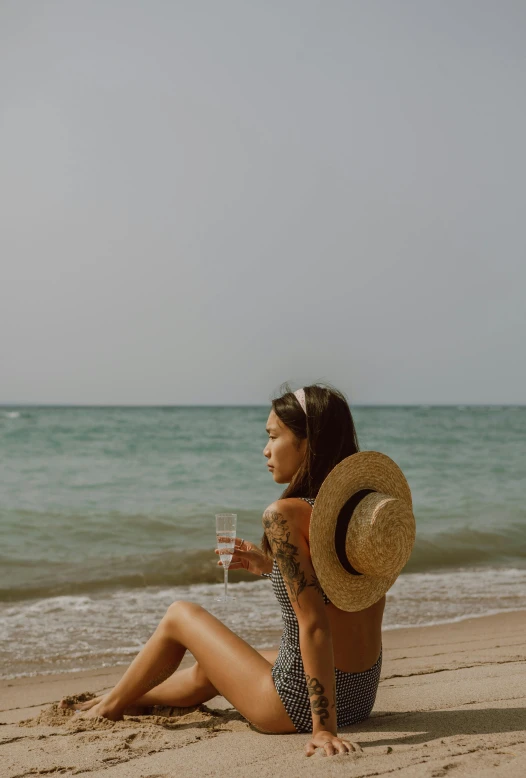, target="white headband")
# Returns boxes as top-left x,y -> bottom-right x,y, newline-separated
294,388 -> 306,414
